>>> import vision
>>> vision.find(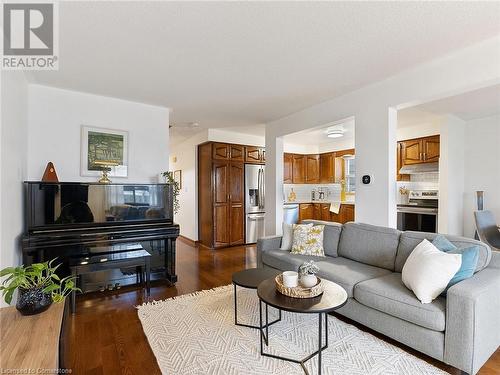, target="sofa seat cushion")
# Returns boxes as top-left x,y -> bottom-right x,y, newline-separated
314,257 -> 391,298
354,273 -> 446,332
262,250 -> 324,271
